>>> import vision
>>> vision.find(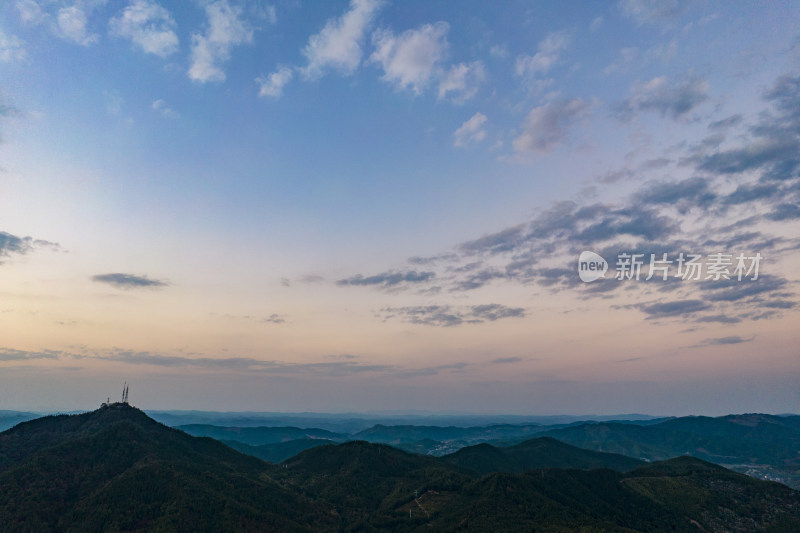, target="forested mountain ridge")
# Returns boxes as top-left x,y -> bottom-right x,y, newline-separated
2,406 -> 799,532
